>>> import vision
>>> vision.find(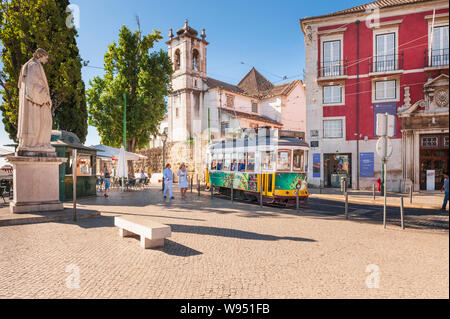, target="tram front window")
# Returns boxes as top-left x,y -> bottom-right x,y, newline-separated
247,152 -> 255,172
238,153 -> 246,172
217,154 -> 224,171
261,151 -> 275,171
277,150 -> 291,171
224,153 -> 231,171
293,150 -> 305,172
